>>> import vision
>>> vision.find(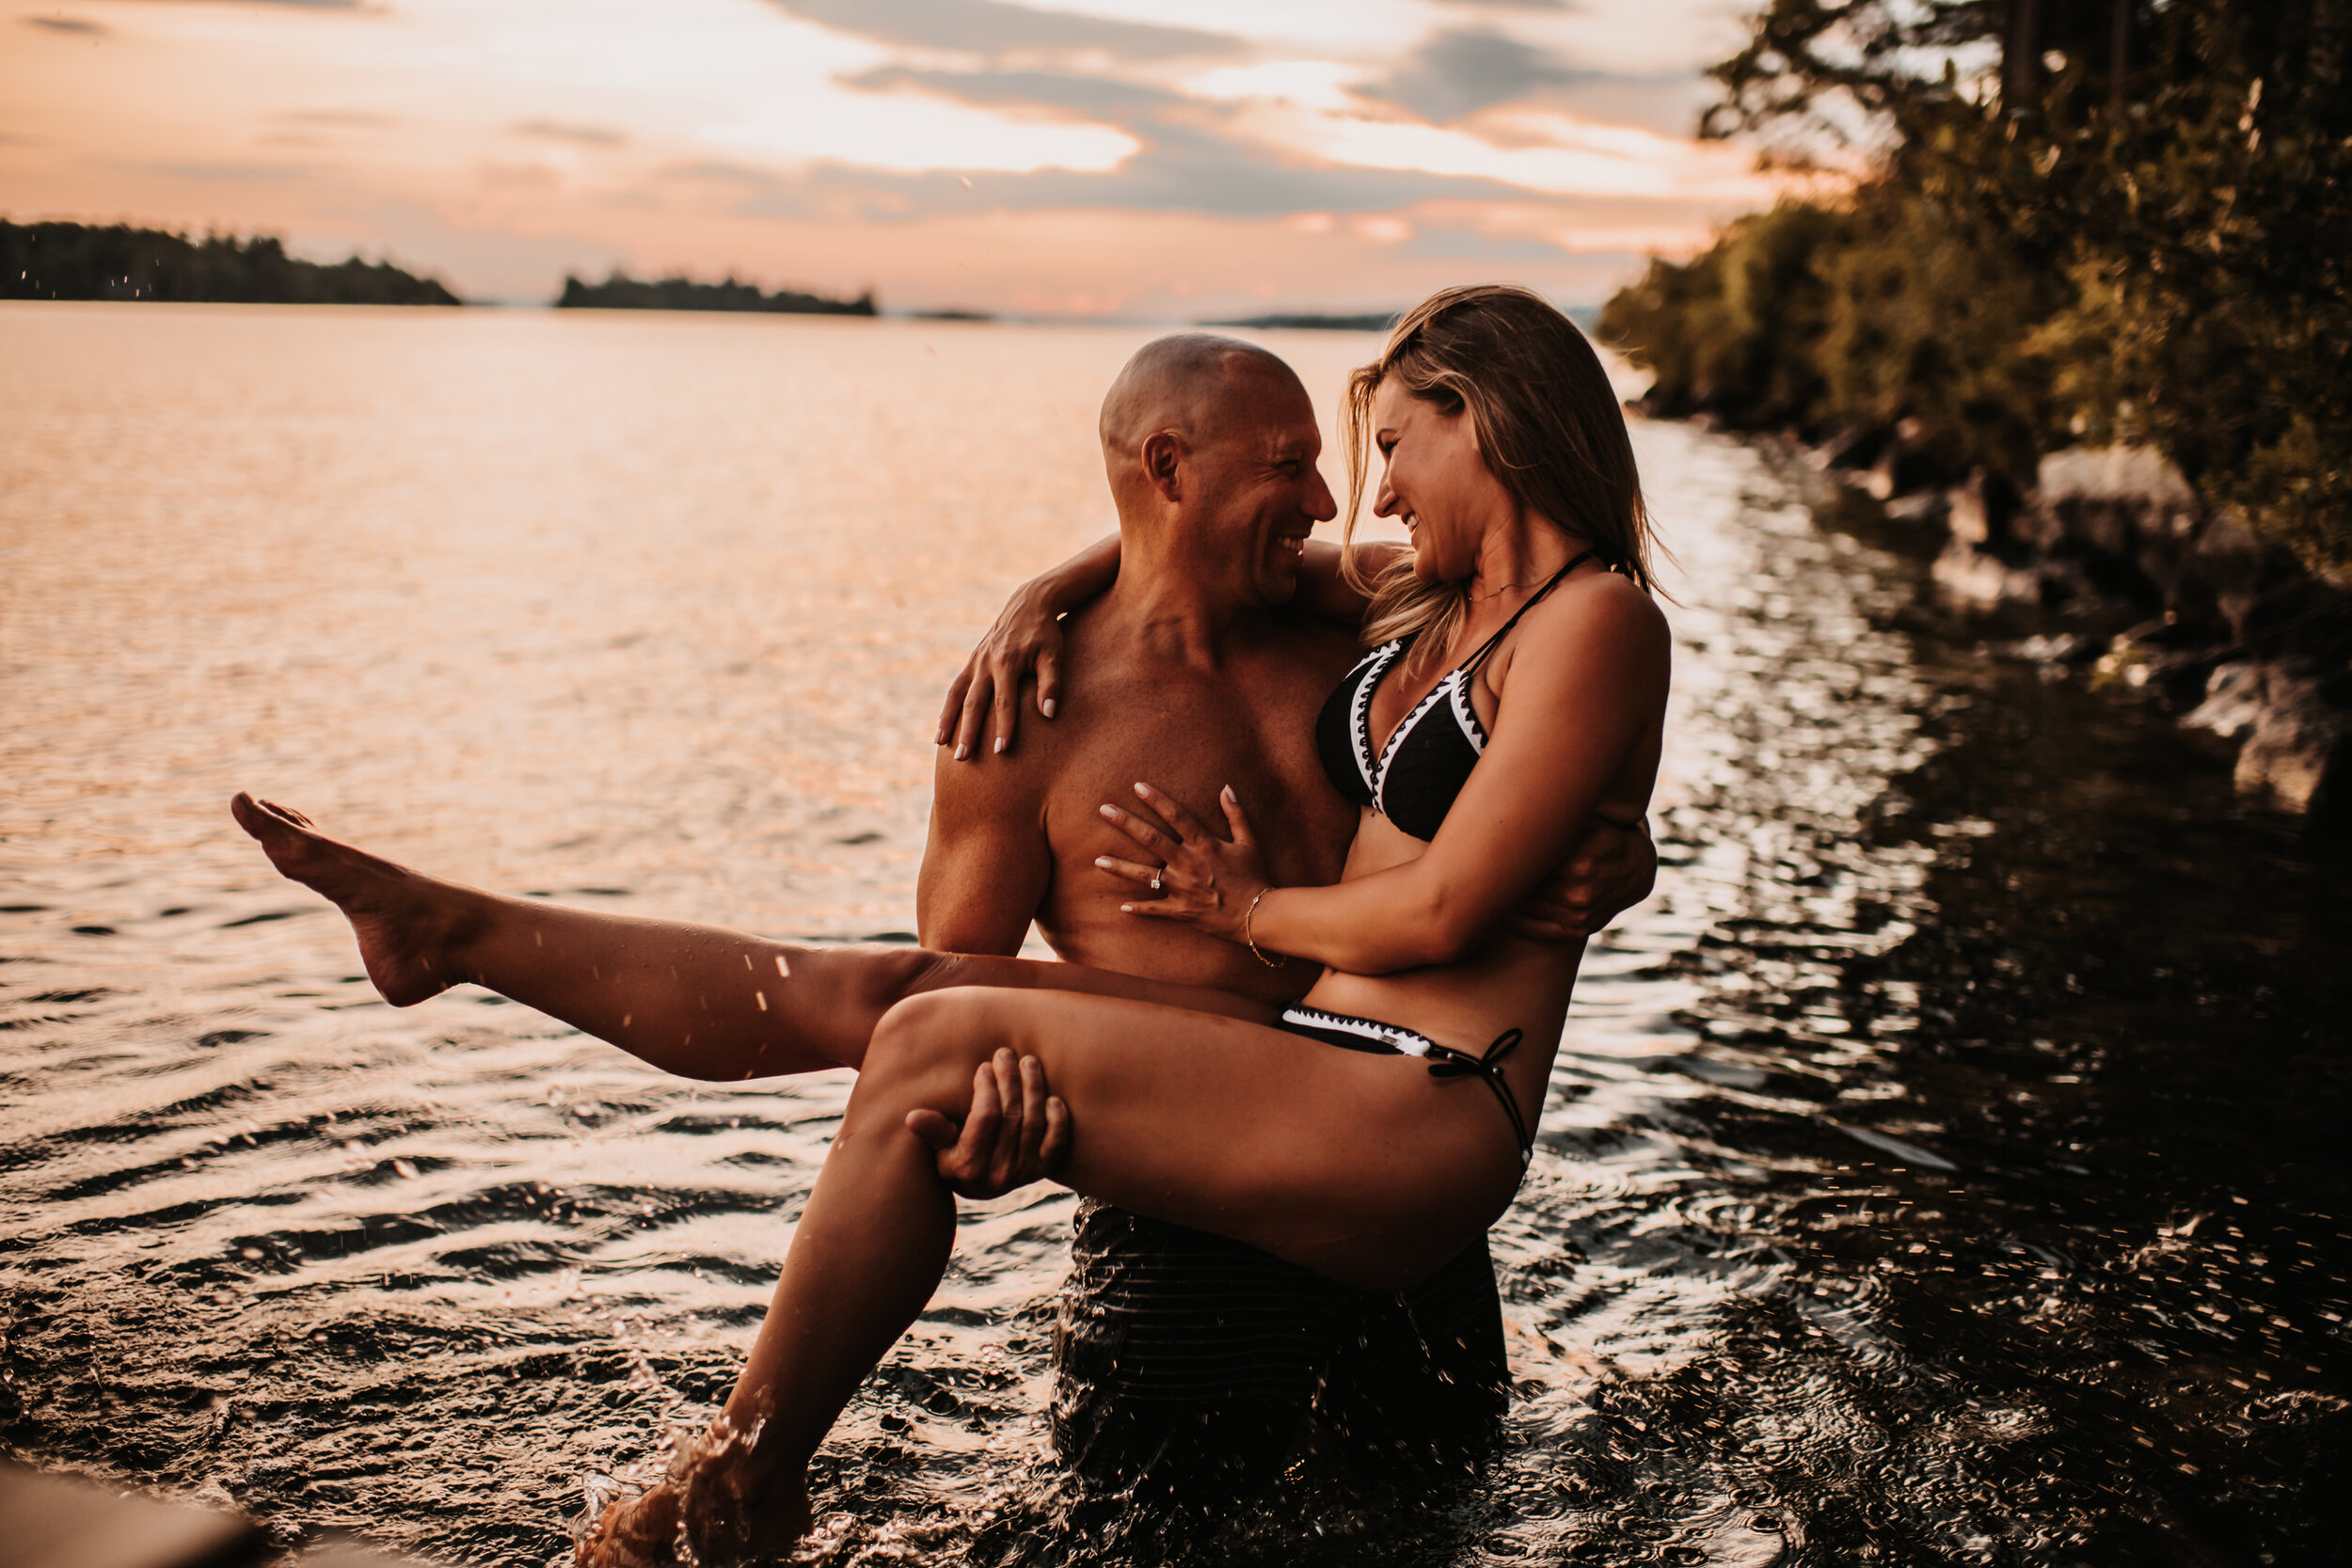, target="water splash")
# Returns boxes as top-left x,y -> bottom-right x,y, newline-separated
2,309 -> 2344,1566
